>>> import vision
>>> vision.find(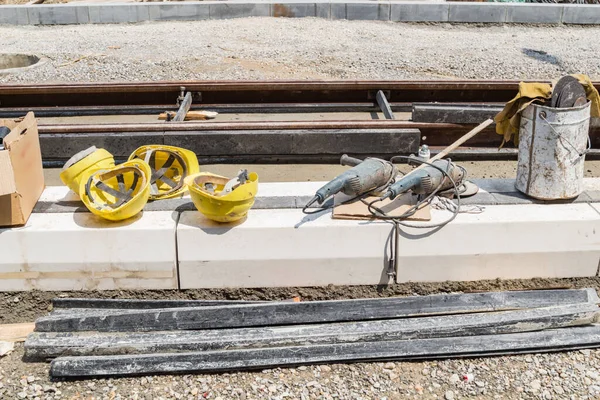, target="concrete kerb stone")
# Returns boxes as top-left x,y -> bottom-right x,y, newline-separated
88,4 -> 150,24
393,2 -> 449,22
346,2 -> 390,21
0,6 -> 30,25
1,1 -> 600,25
209,2 -> 271,20
148,3 -> 210,21
27,5 -> 89,25
506,3 -> 563,24
449,3 -> 506,23
272,3 -> 317,18
562,4 -> 600,24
